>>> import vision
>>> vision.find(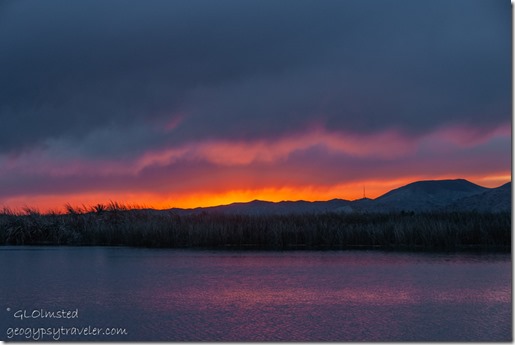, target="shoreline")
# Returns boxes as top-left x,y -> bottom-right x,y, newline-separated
1,210 -> 510,252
